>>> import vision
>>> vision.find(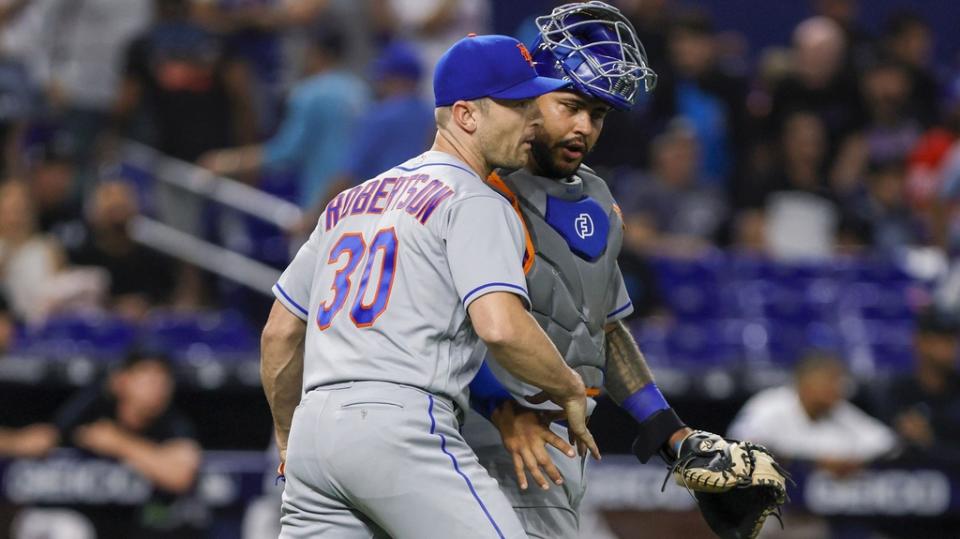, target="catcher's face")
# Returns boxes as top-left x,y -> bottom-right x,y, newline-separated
529,90 -> 610,179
